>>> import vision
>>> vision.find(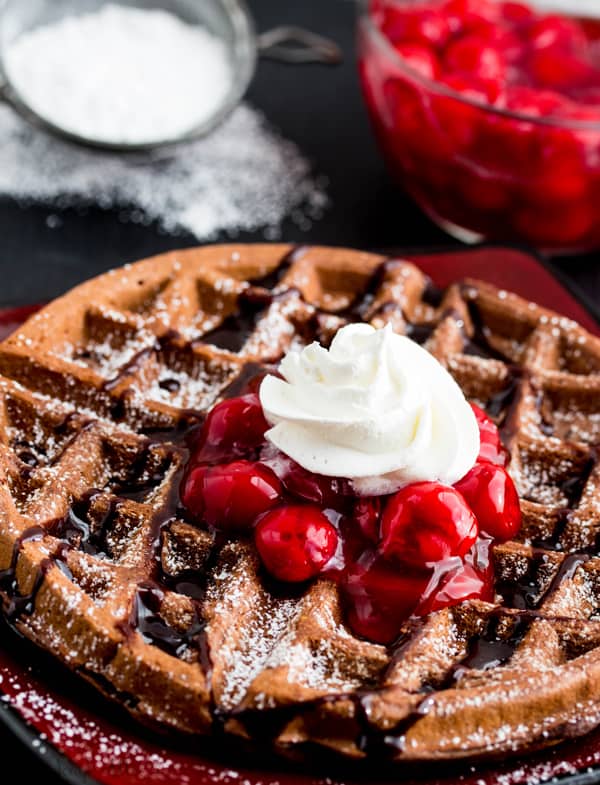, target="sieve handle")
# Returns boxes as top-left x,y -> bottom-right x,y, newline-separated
257,26 -> 342,65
